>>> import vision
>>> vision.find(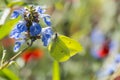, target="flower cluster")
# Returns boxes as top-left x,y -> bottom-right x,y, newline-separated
97,54 -> 120,78
10,6 -> 53,52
